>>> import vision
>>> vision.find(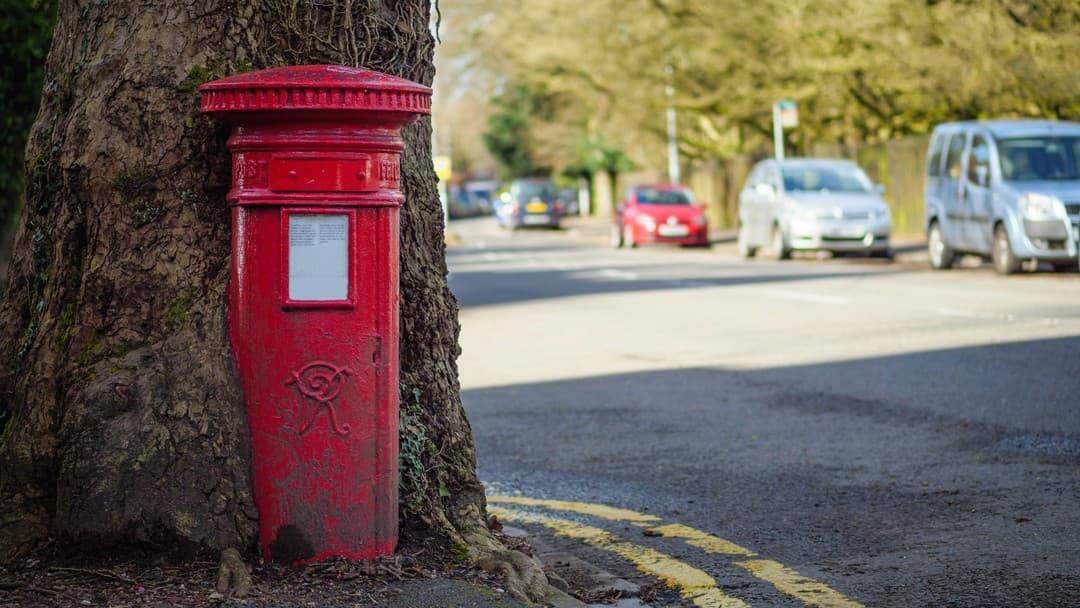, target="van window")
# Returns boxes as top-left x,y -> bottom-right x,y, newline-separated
927,133 -> 945,177
968,135 -> 991,187
998,136 -> 1080,181
945,132 -> 967,180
